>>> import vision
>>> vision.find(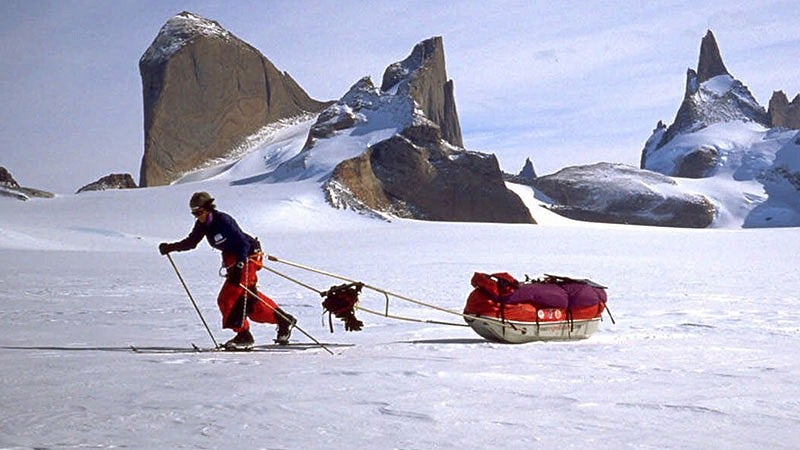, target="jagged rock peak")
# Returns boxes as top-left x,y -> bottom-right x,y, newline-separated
697,30 -> 729,83
339,76 -> 397,113
504,157 -> 538,185
140,11 -> 230,65
643,29 -> 769,172
518,158 -> 537,179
